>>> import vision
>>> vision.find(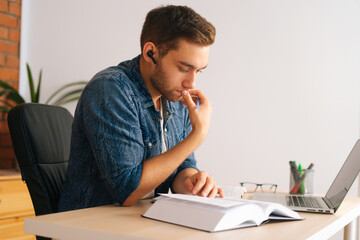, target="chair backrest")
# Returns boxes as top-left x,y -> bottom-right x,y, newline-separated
8,103 -> 73,216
